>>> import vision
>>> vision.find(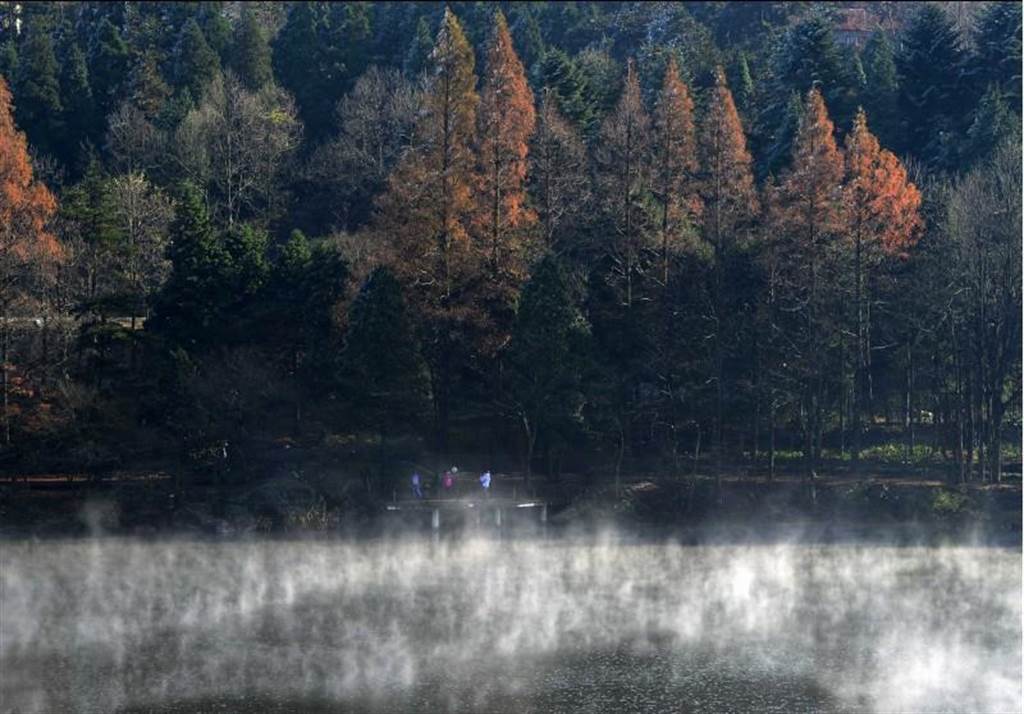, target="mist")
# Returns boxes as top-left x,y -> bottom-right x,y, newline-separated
1,532 -> 1019,713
